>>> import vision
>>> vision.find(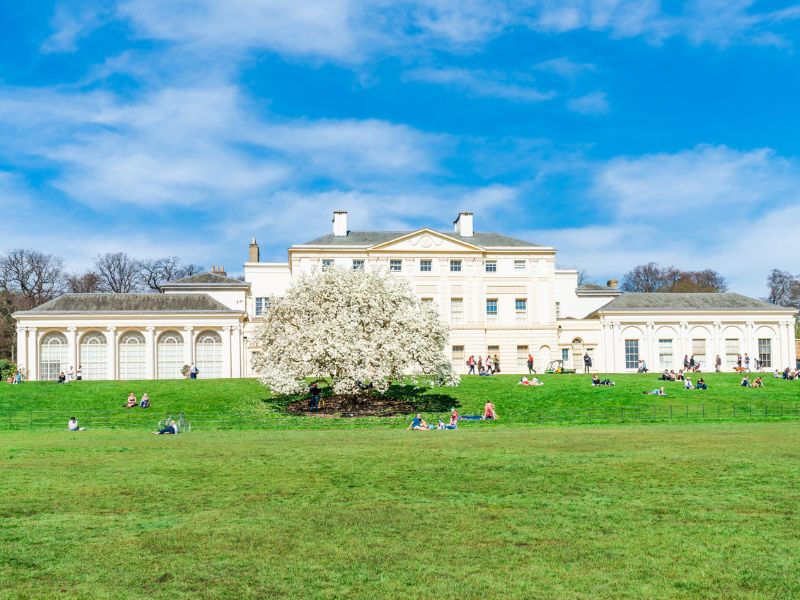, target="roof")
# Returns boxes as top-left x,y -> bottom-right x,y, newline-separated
19,293 -> 240,314
577,283 -> 614,291
299,230 -> 541,248
597,293 -> 792,312
161,272 -> 249,288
